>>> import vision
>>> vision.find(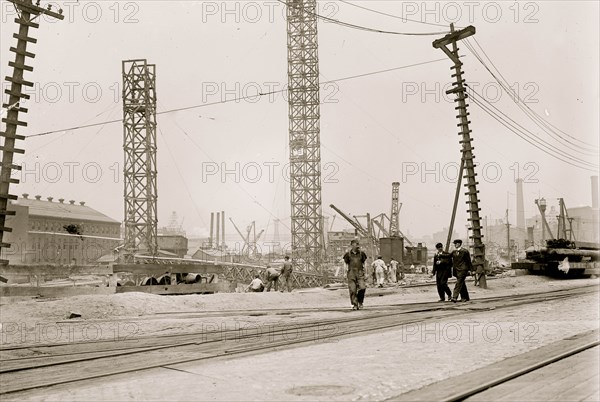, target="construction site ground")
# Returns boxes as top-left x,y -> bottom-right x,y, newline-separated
1,274 -> 599,401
